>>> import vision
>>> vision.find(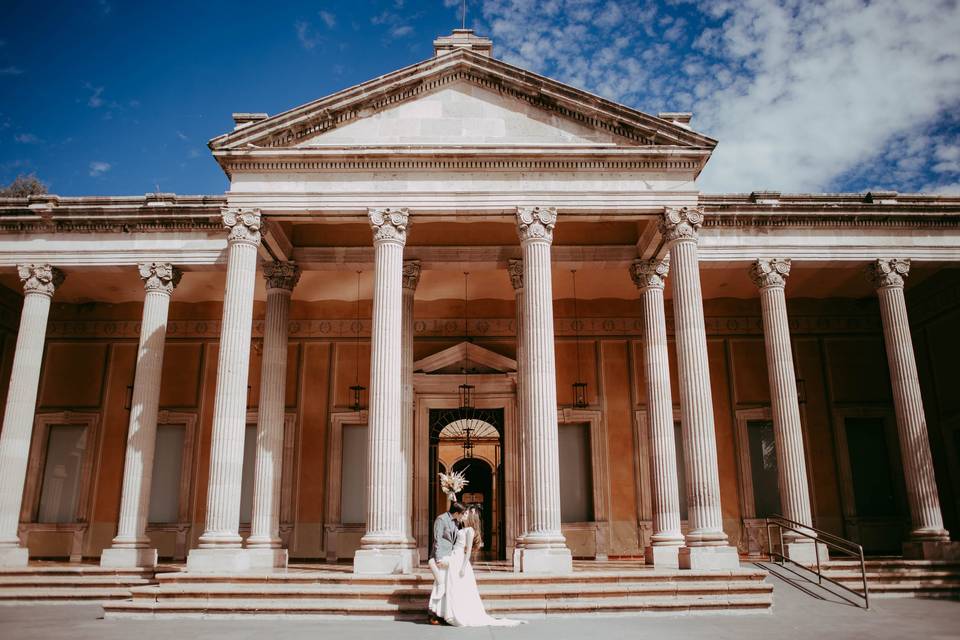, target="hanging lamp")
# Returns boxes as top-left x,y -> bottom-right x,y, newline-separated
349,270 -> 366,412
571,269 -> 588,408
